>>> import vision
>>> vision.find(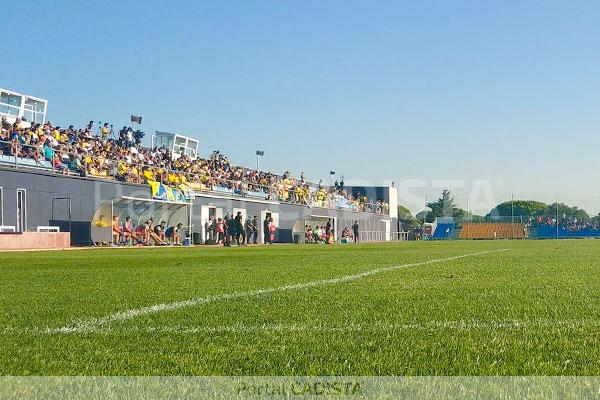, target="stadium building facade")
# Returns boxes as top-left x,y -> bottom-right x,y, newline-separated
0,166 -> 398,246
